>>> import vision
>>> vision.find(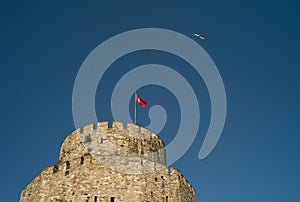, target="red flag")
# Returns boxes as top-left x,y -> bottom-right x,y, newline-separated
136,94 -> 147,107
